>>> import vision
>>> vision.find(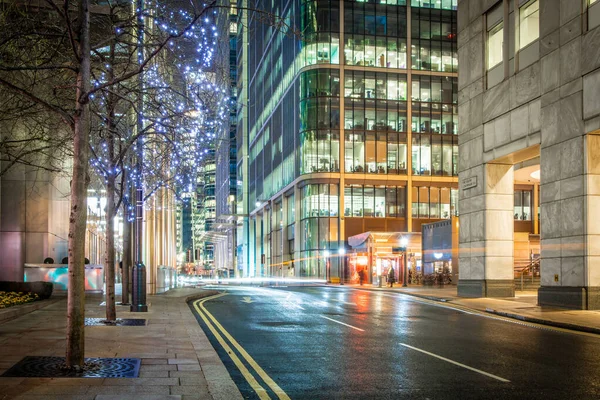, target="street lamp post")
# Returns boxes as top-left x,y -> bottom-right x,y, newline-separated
131,0 -> 147,313
401,237 -> 408,287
